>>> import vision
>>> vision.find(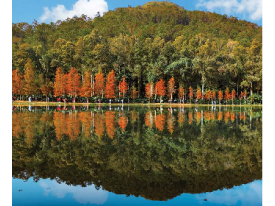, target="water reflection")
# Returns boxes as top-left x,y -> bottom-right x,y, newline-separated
195,181 -> 262,206
39,180 -> 108,205
12,106 -> 262,202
